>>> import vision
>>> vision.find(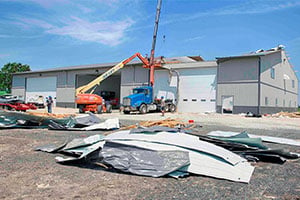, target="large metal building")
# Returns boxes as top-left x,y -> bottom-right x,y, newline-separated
11,46 -> 298,114
12,56 -> 218,113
